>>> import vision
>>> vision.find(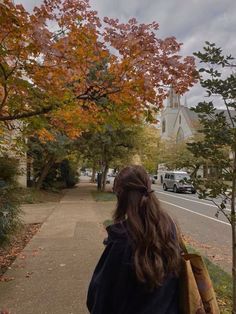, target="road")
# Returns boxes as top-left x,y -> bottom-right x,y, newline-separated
153,185 -> 232,273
